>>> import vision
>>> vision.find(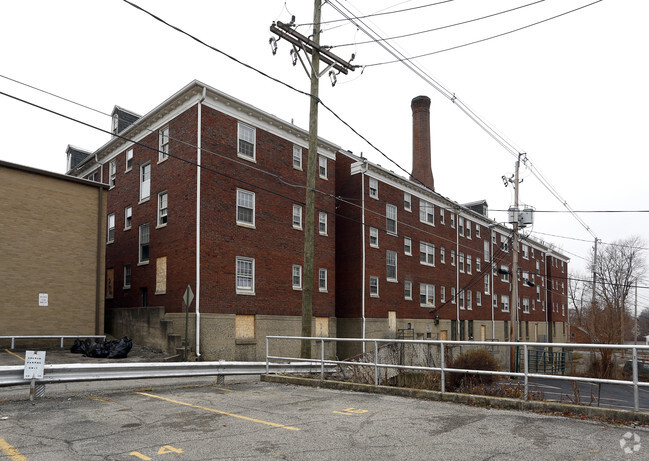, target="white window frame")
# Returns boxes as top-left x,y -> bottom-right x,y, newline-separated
440,286 -> 446,303
440,247 -> 446,264
157,191 -> 168,227
139,223 -> 150,264
522,244 -> 529,259
318,156 -> 327,179
501,294 -> 510,312
451,287 -> 456,304
439,207 -> 445,224
107,213 -> 115,243
368,177 -> 378,199
419,199 -> 434,226
318,268 -> 328,292
292,204 -> 303,230
236,256 -> 255,294
369,276 -> 379,297
158,126 -> 169,162
404,237 -> 412,256
139,162 -> 151,202
386,204 -> 397,235
476,257 -> 481,273
467,255 -> 472,274
292,264 -> 303,290
475,224 -> 480,238
451,213 -> 455,229
451,250 -> 456,266
109,160 -> 116,188
523,298 -> 530,314
459,290 -> 465,309
420,242 -> 435,266
458,217 -> 465,236
467,290 -> 472,310
404,281 -> 412,300
124,206 -> 132,230
369,227 -> 379,248
476,291 -> 482,307
292,145 -> 302,170
459,253 -> 465,273
420,283 -> 435,307
466,220 -> 472,239
484,274 -> 490,294
237,122 -> 256,161
404,192 -> 411,212
319,212 -> 328,235
501,265 -> 510,282
484,240 -> 490,262
236,189 -> 255,227
386,250 -> 397,282
125,149 -> 133,172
